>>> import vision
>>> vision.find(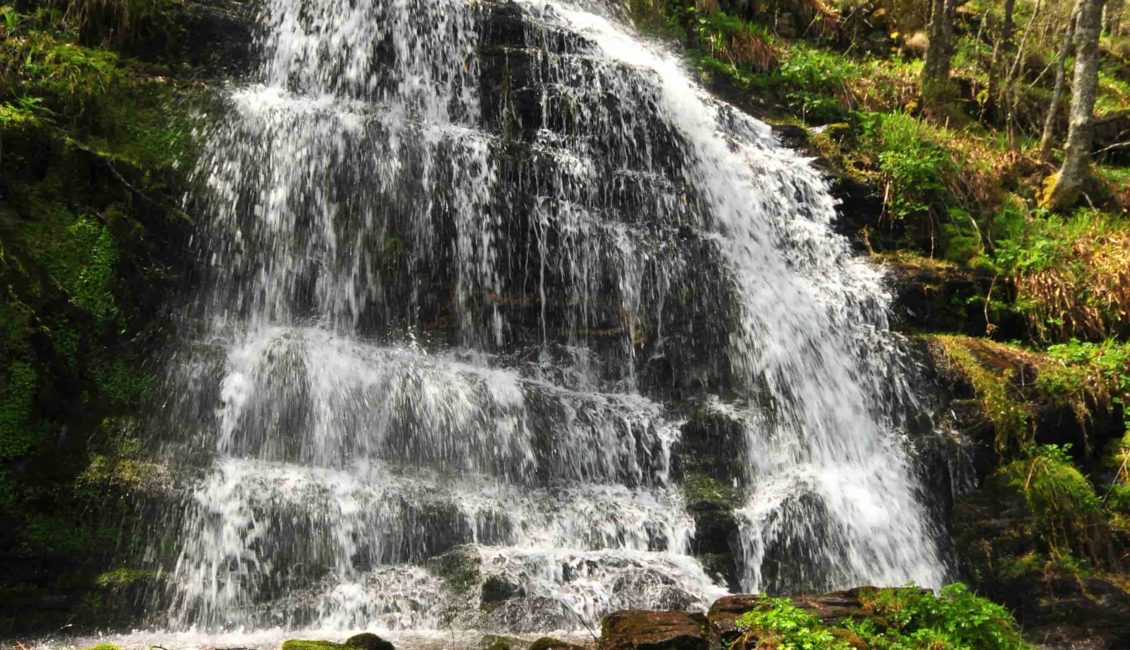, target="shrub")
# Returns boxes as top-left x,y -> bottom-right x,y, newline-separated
858,583 -> 1029,650
735,597 -> 851,650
